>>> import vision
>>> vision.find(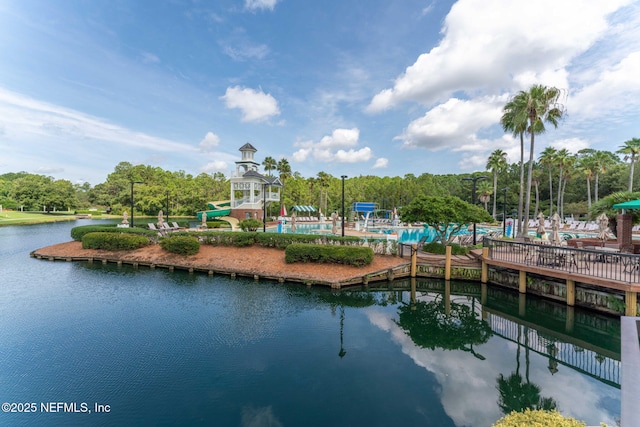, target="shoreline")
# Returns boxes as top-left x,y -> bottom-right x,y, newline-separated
31,241 -> 415,289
